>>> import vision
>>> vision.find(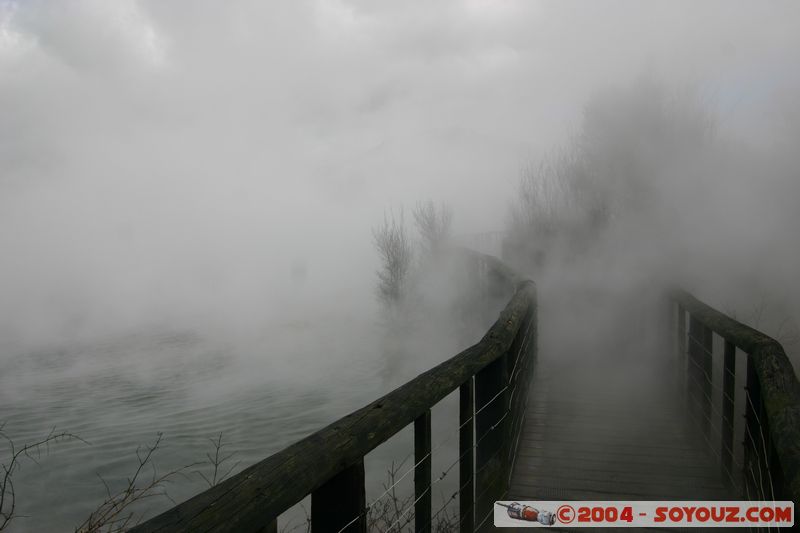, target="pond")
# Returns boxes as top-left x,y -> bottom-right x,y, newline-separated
0,277 -> 496,532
